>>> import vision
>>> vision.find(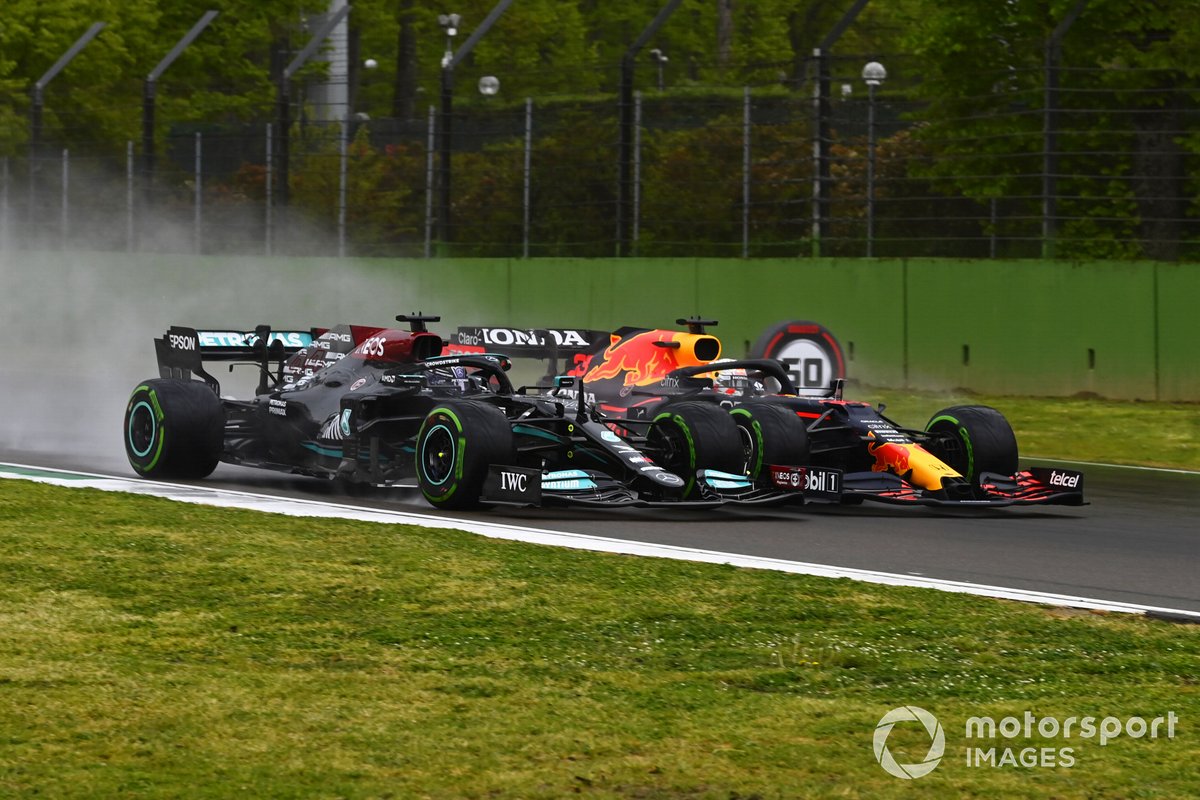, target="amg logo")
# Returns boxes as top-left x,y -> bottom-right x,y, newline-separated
1049,470 -> 1081,488
500,471 -> 528,493
168,333 -> 197,351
